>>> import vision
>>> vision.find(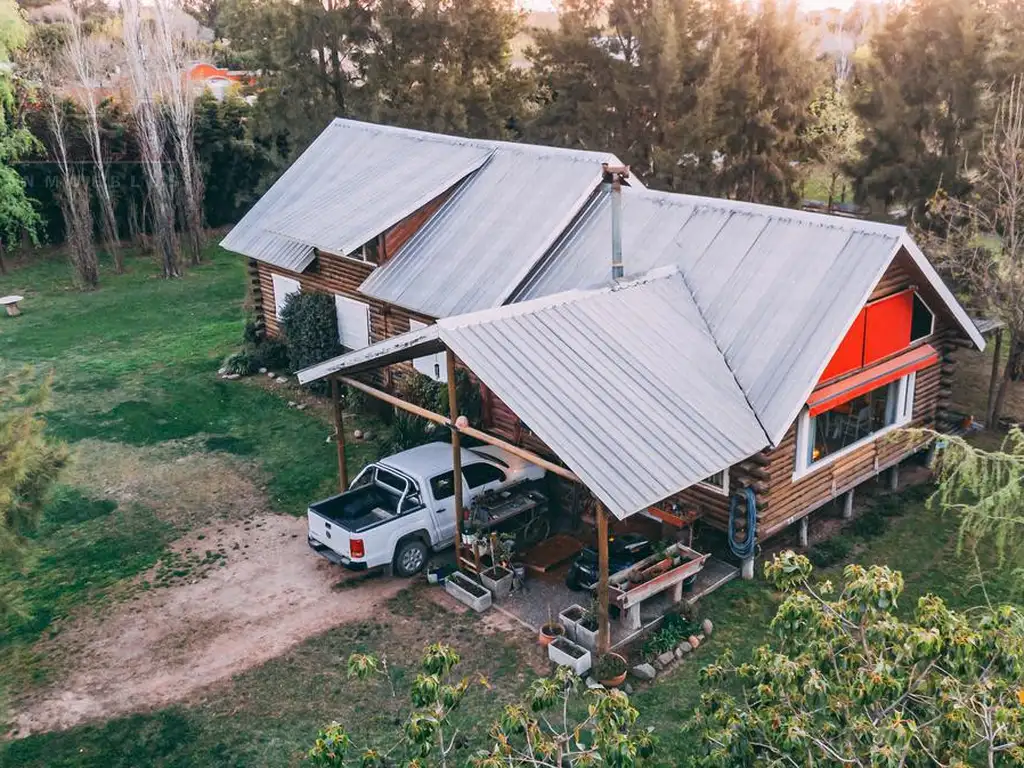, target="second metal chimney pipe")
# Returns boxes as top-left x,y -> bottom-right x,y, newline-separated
601,163 -> 630,281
